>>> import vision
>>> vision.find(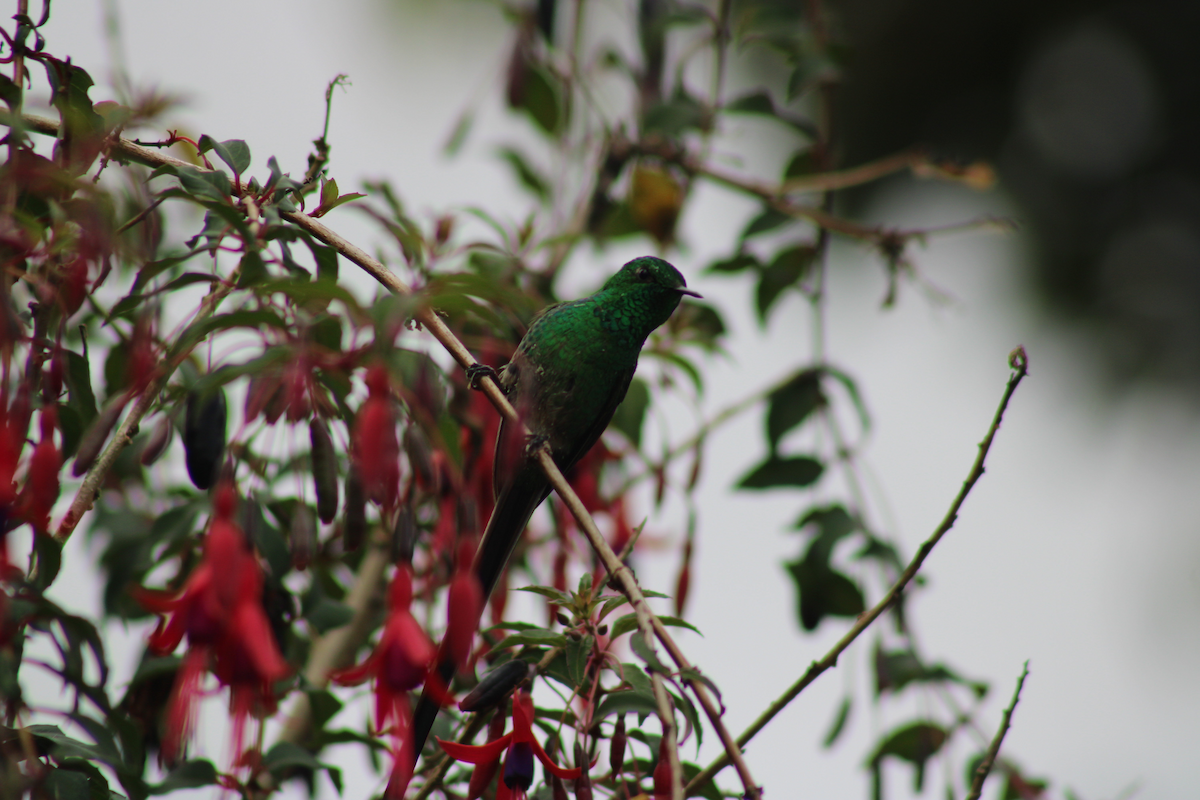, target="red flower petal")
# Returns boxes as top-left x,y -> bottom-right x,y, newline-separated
437,734 -> 512,765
